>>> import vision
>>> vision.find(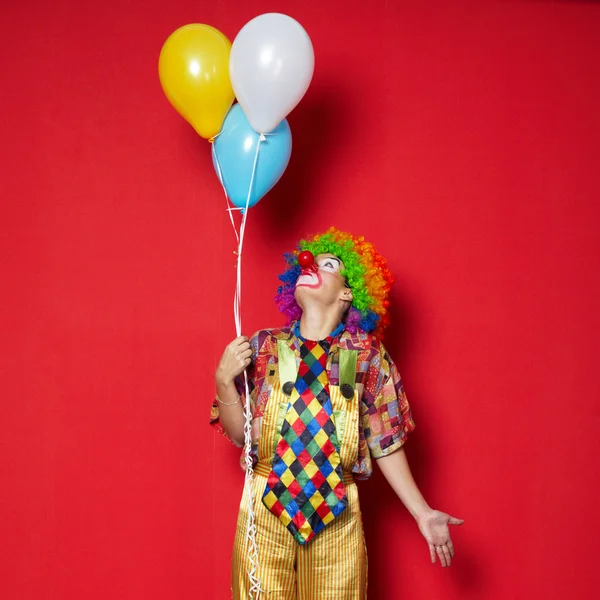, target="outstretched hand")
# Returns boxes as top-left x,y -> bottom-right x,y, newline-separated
417,509 -> 464,567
